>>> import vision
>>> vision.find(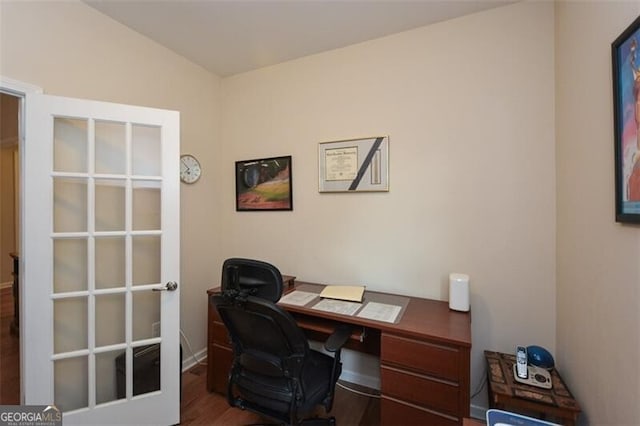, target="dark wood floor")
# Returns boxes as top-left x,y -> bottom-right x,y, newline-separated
181,364 -> 380,425
1,286 -> 378,424
1,286 -> 20,405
